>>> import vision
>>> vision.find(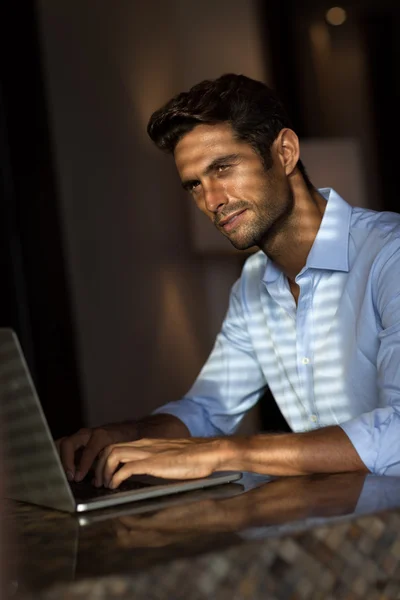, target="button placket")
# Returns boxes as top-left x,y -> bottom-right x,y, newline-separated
296,275 -> 319,427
